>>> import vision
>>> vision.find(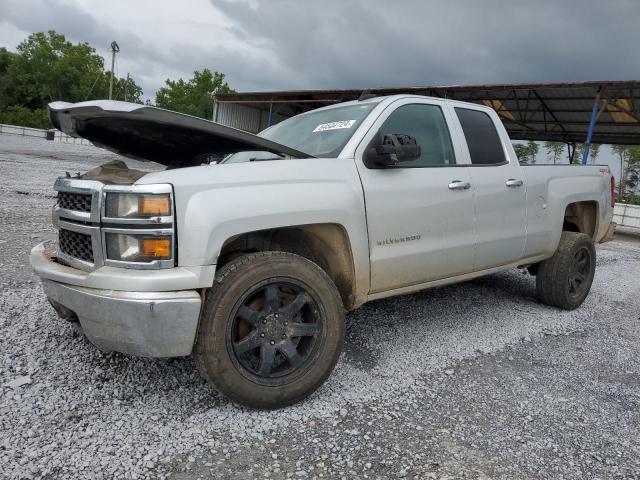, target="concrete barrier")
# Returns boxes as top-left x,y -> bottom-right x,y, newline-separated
614,203 -> 640,230
0,123 -> 91,145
